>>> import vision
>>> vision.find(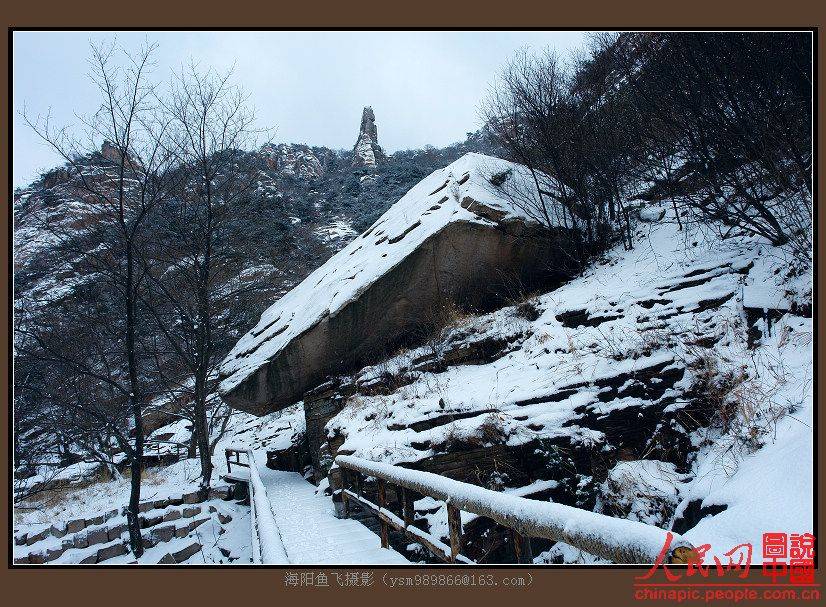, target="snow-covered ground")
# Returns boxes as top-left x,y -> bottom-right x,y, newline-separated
317,215 -> 812,562
315,217 -> 358,242
258,468 -> 408,564
13,456 -> 253,564
13,407 -> 305,564
14,199 -> 813,565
